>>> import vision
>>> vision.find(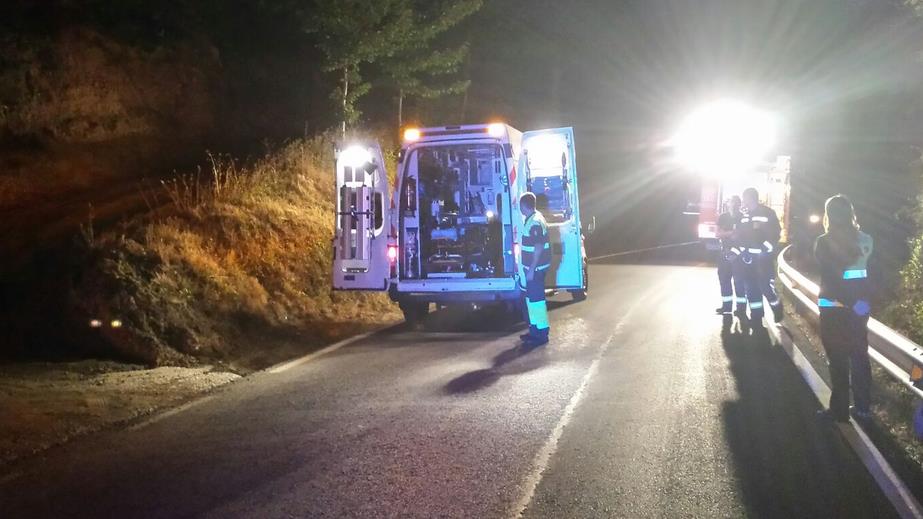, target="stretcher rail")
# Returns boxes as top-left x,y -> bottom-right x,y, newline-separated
778,245 -> 923,400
